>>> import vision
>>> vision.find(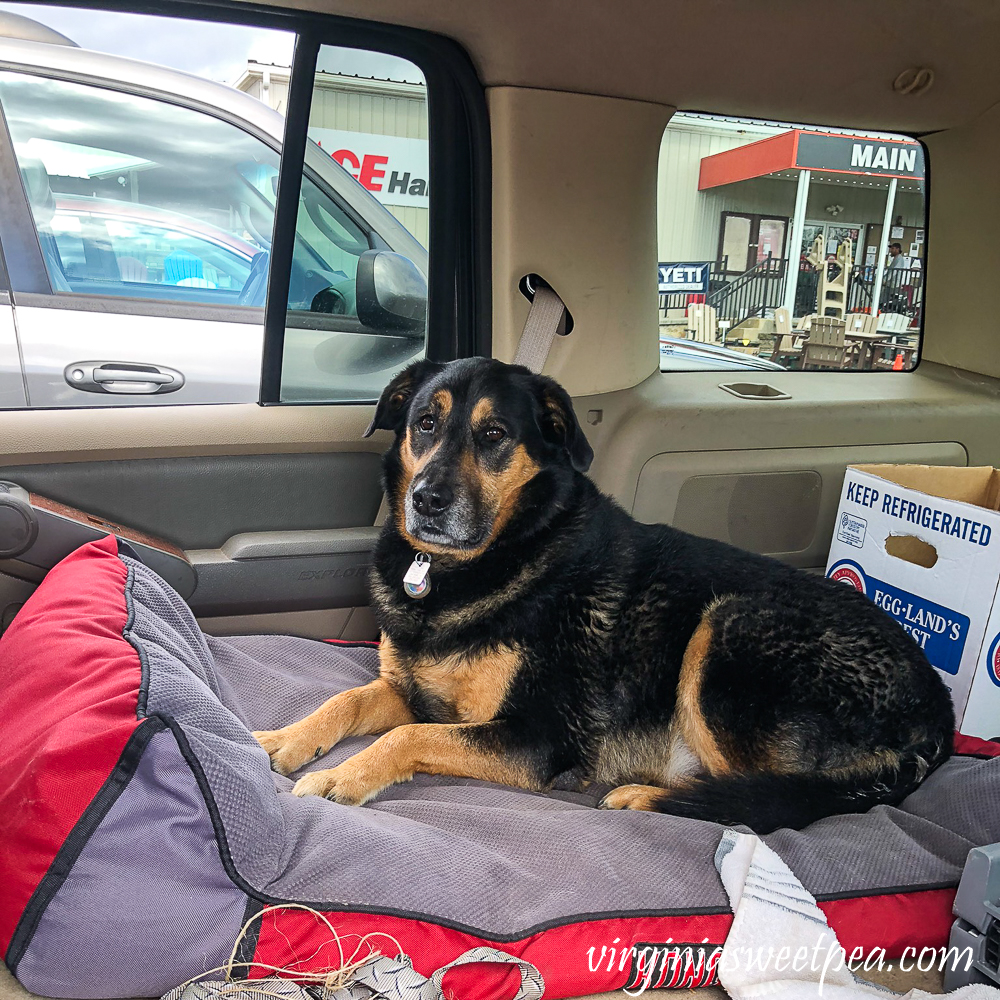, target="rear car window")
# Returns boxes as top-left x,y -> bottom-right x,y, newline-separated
657,113 -> 927,374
